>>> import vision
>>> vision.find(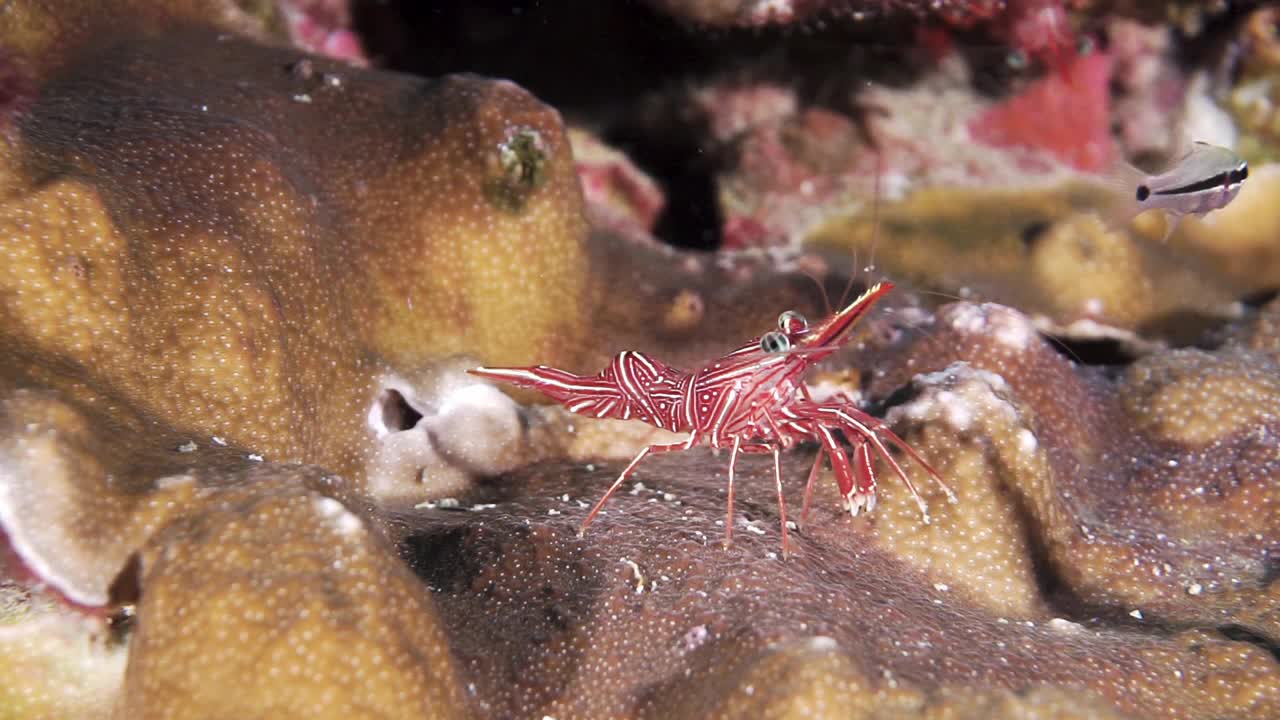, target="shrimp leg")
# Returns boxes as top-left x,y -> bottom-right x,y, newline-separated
579,434 -> 698,536
724,436 -> 742,549
799,446 -> 826,527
